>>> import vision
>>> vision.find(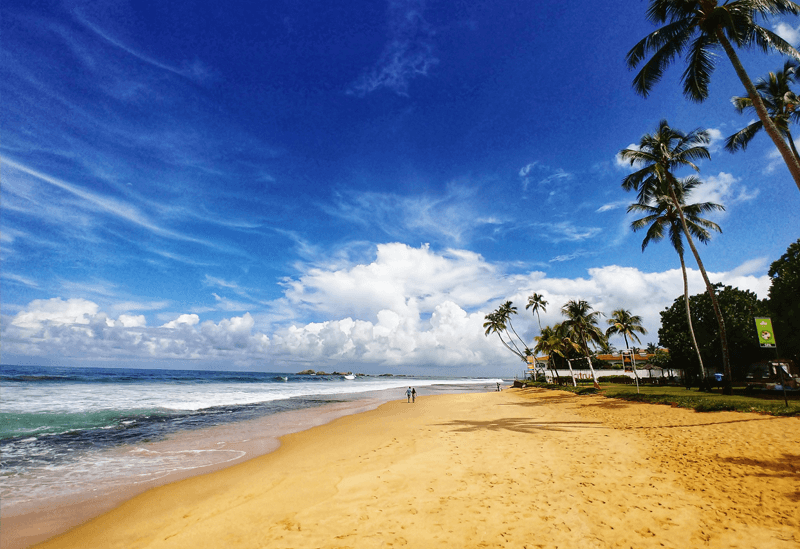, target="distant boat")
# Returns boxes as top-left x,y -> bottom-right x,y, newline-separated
343,374 -> 356,380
